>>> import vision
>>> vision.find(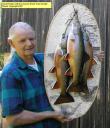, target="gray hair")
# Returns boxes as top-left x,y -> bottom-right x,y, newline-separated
8,22 -> 35,39
6,22 -> 35,64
